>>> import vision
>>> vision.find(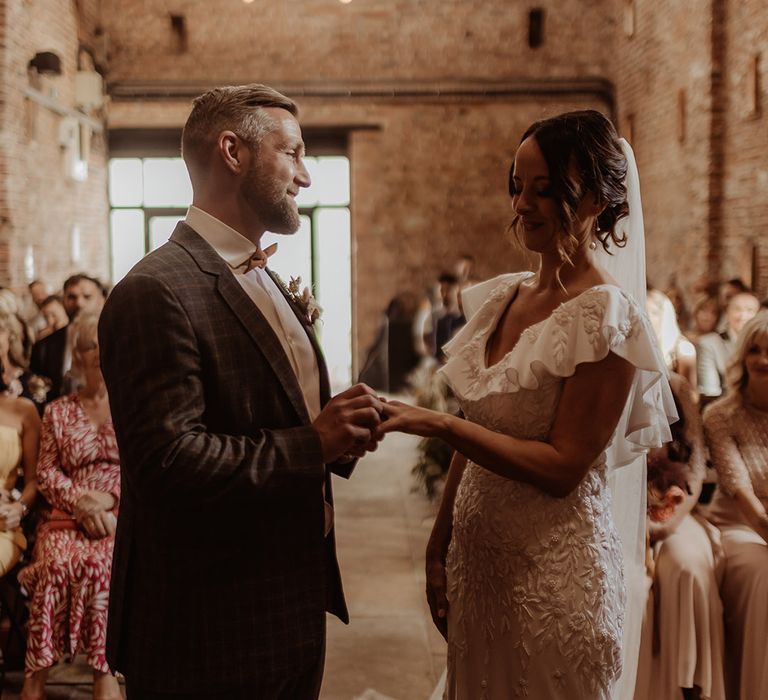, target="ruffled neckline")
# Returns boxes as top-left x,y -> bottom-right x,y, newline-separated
439,271 -> 677,472
481,274 -> 626,372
